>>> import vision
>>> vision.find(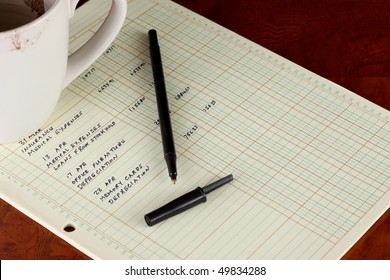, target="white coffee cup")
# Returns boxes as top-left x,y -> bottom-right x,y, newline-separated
0,0 -> 127,144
